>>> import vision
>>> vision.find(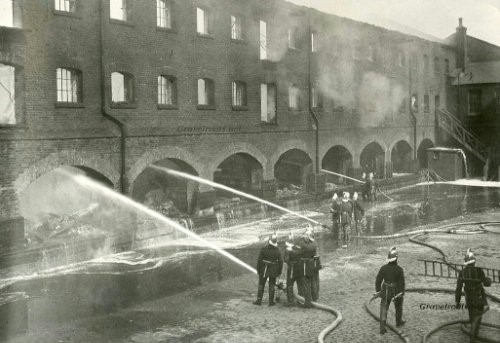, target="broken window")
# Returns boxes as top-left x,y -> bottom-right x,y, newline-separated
197,78 -> 214,106
196,7 -> 211,35
157,0 -> 172,29
56,68 -> 82,103
468,89 -> 481,114
231,15 -> 242,40
111,72 -> 134,103
288,84 -> 300,109
411,93 -> 418,113
288,28 -> 298,49
311,86 -> 322,109
260,20 -> 267,60
261,83 -> 276,123
110,0 -> 131,21
0,64 -> 15,125
55,0 -> 76,12
158,75 -> 176,106
424,94 -> 430,112
231,81 -> 247,107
